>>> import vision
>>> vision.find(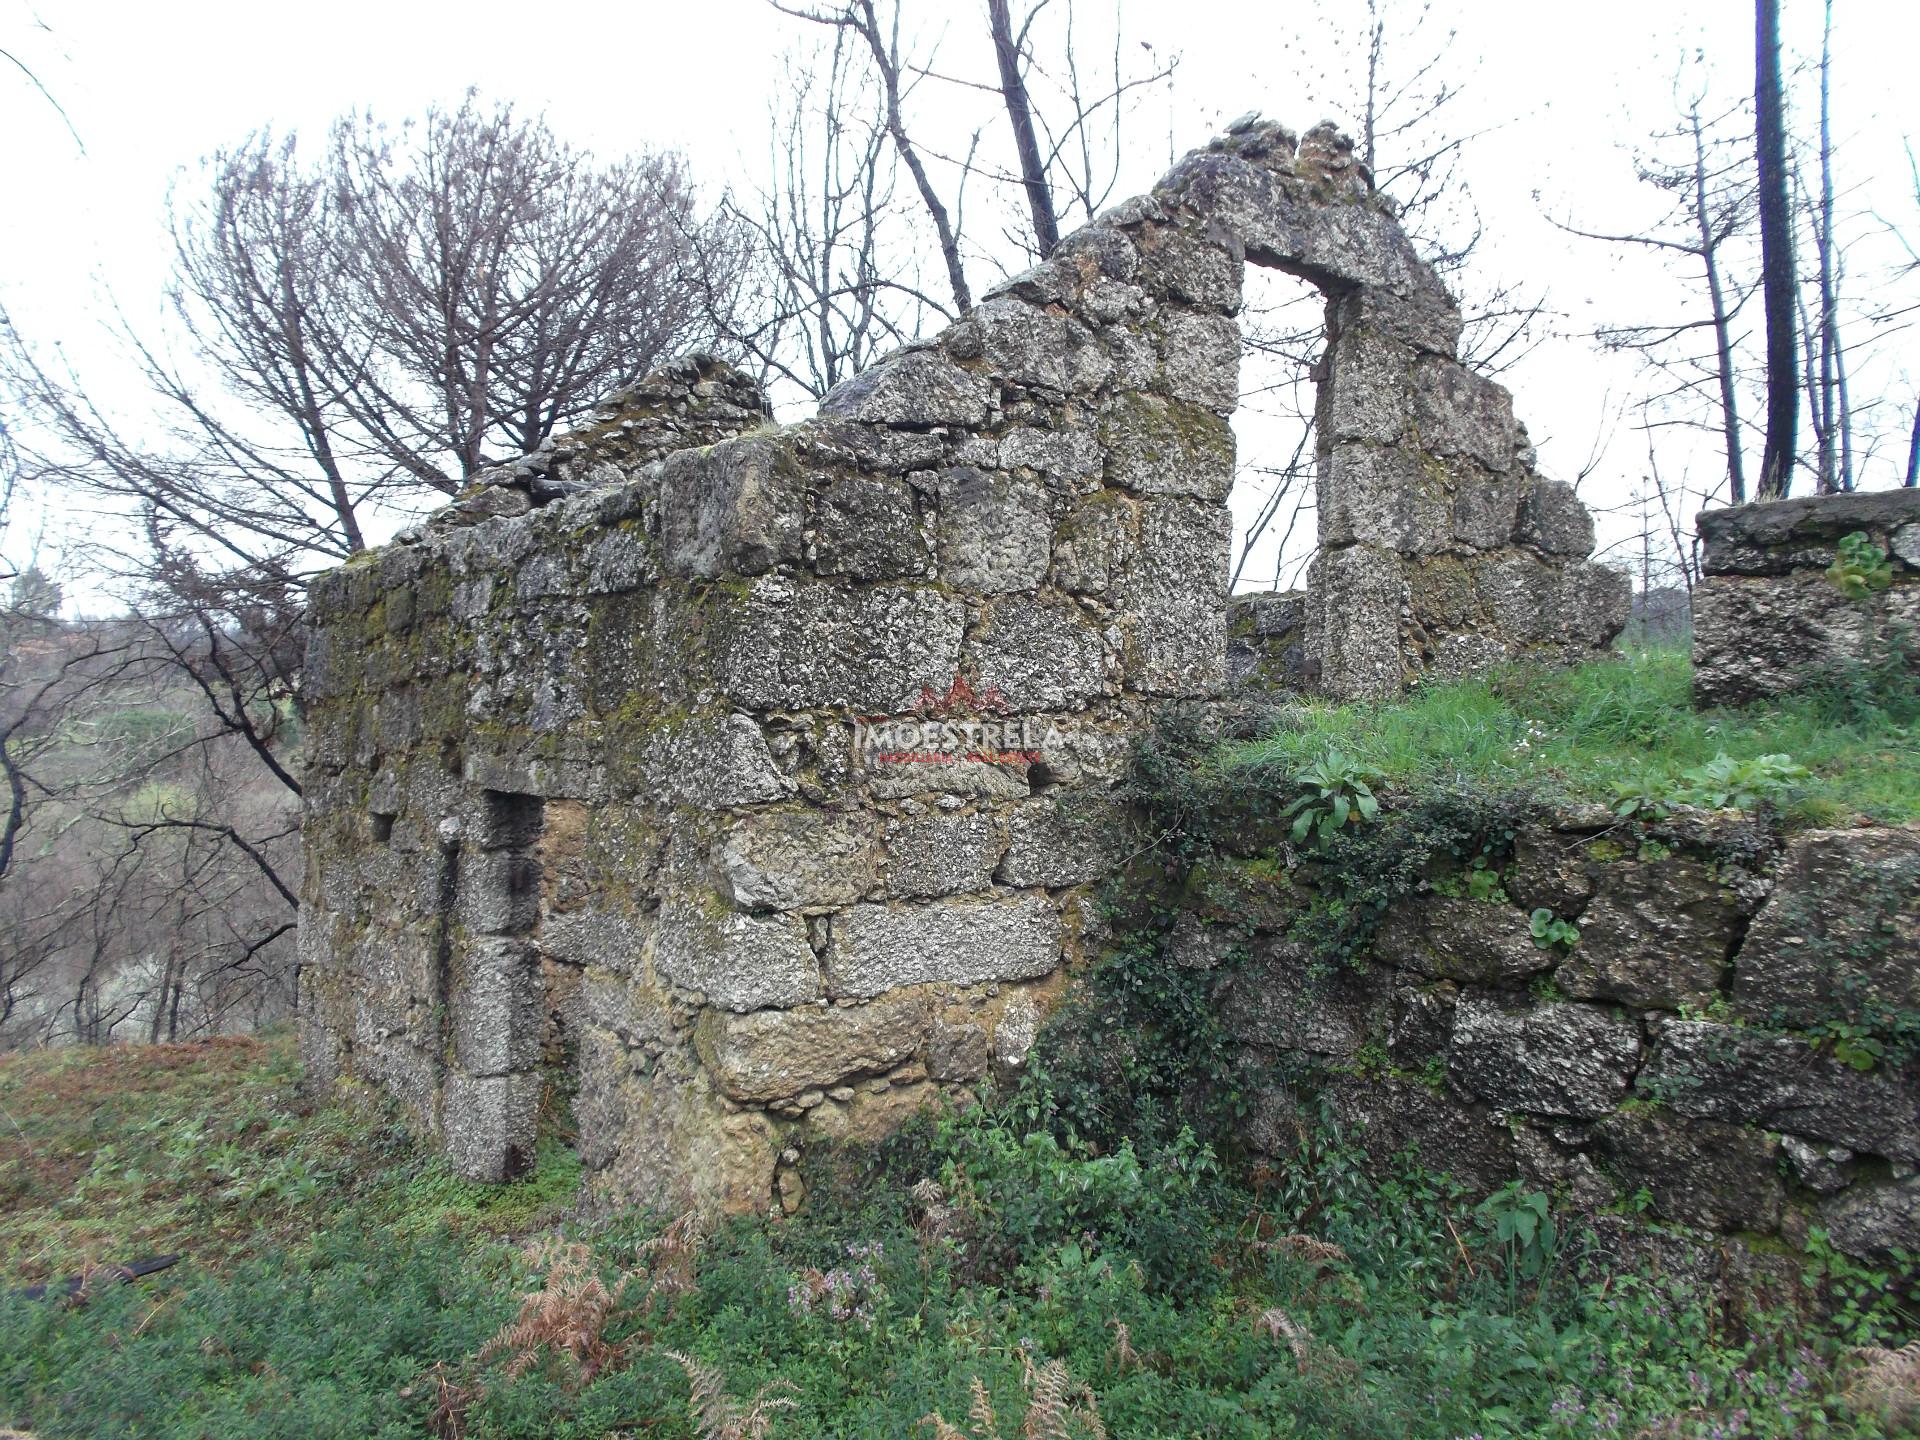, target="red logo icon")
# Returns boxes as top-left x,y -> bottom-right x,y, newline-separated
912,673 -> 1011,718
